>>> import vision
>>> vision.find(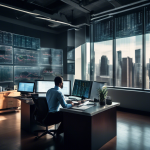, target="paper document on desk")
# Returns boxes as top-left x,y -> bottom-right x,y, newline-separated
72,105 -> 93,110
